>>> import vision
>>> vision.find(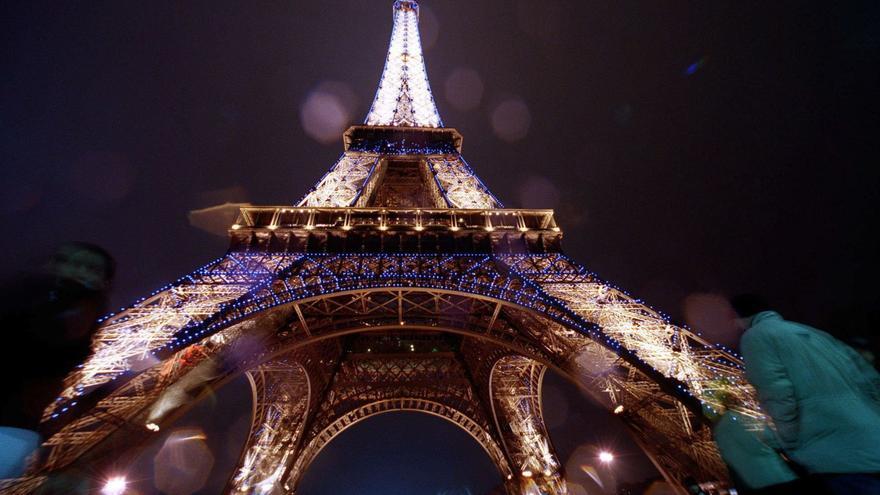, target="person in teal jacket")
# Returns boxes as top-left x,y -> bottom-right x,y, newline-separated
733,294 -> 880,495
703,379 -> 803,494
